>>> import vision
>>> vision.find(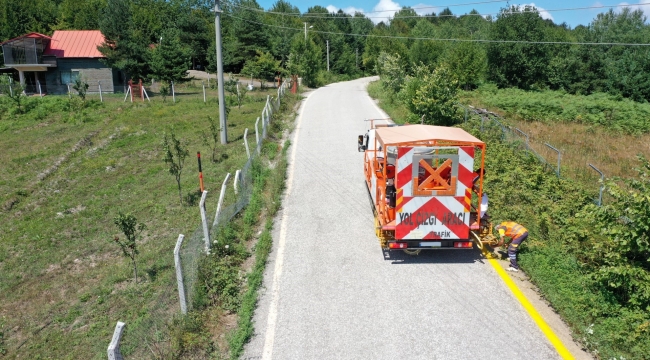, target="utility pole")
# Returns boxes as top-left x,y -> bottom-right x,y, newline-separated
356,48 -> 358,69
326,40 -> 330,72
214,0 -> 227,144
304,22 -> 312,42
